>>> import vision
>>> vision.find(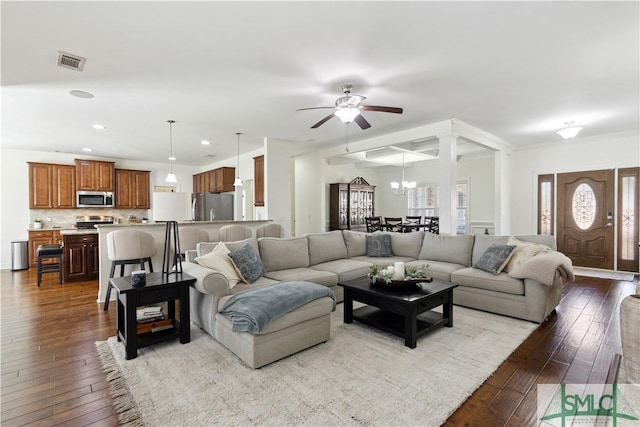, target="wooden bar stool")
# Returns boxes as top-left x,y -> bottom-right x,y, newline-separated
104,230 -> 157,311
36,244 -> 63,287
